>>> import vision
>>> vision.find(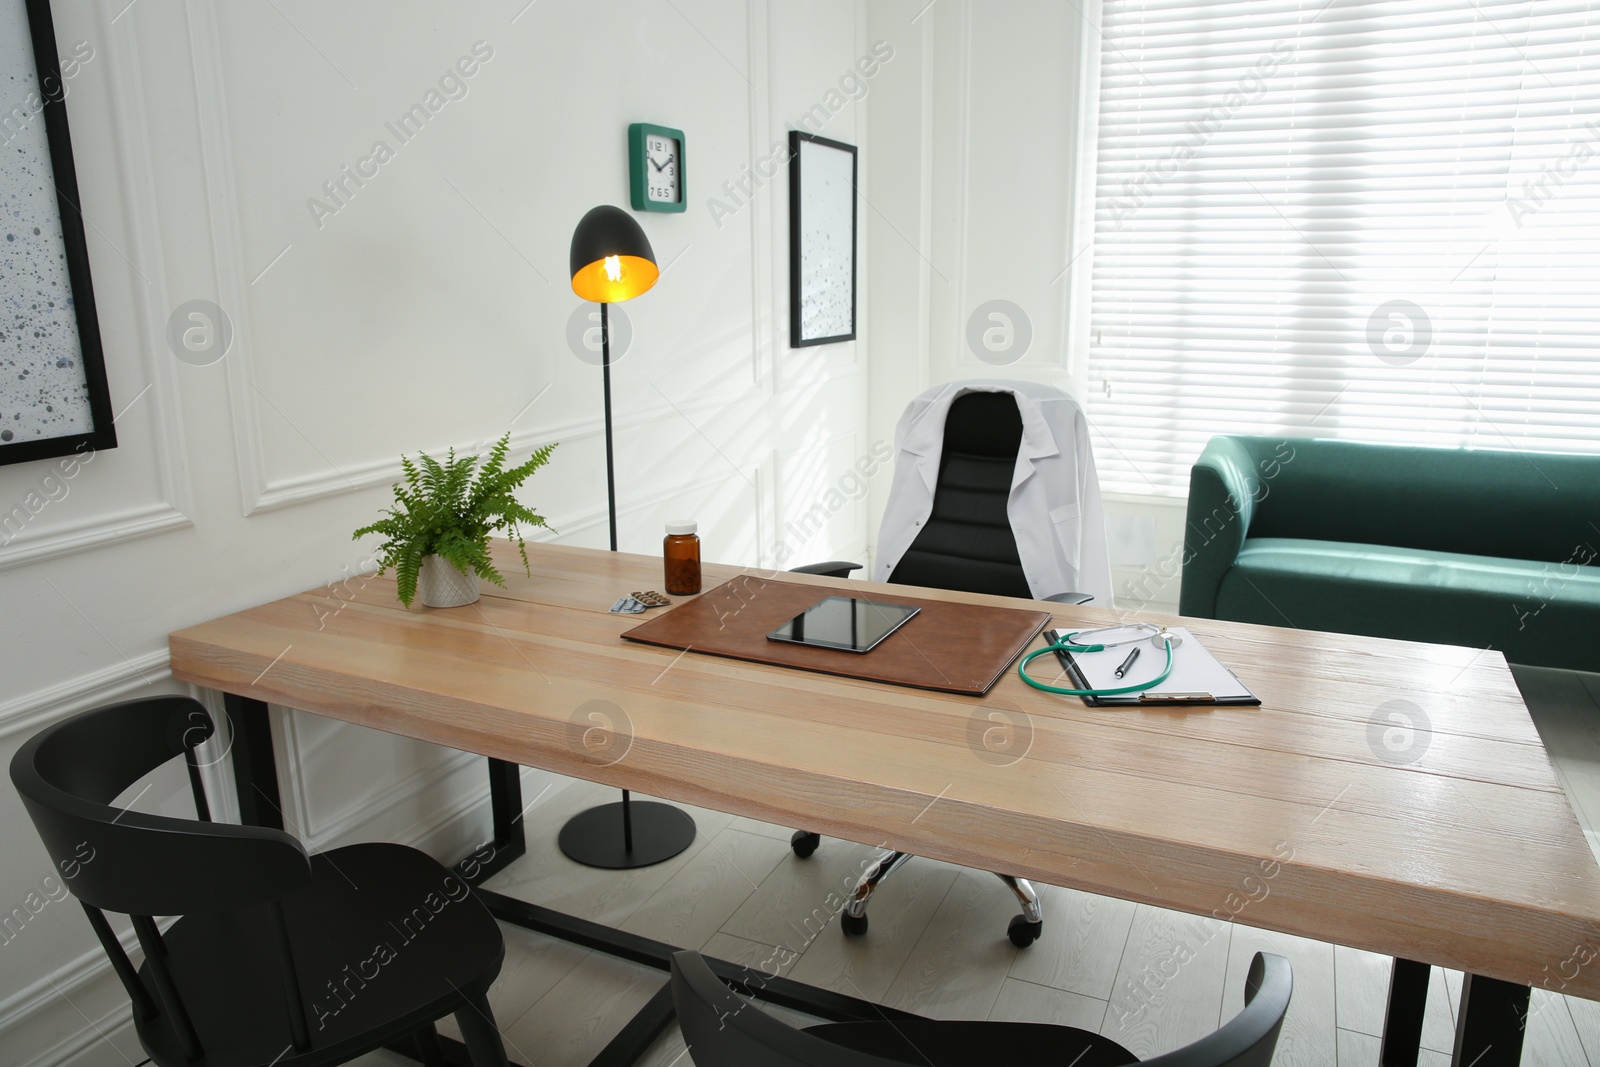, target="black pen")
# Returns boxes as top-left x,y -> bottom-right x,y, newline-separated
1114,646 -> 1141,678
